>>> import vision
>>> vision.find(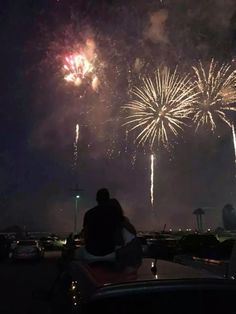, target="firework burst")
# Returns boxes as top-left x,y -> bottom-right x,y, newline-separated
63,53 -> 99,90
64,54 -> 93,85
124,67 -> 198,207
192,59 -> 236,131
63,39 -> 99,90
124,67 -> 197,149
